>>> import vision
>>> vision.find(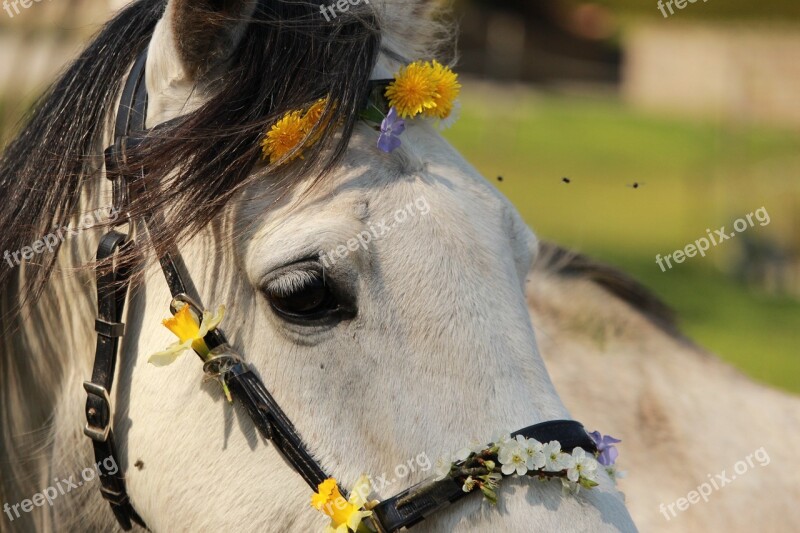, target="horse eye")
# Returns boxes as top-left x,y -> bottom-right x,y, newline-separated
264,269 -> 339,320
